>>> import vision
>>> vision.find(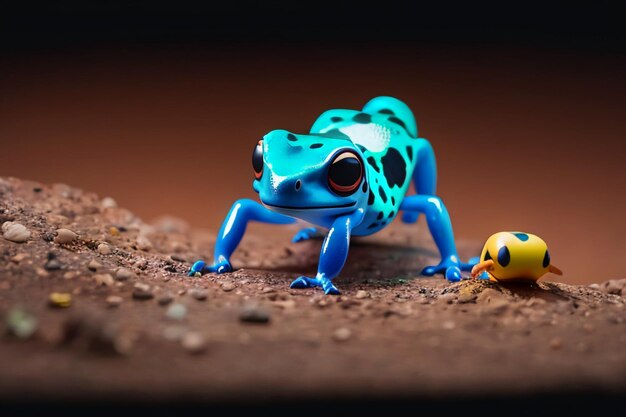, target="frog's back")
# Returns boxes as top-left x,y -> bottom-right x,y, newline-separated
310,97 -> 420,236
